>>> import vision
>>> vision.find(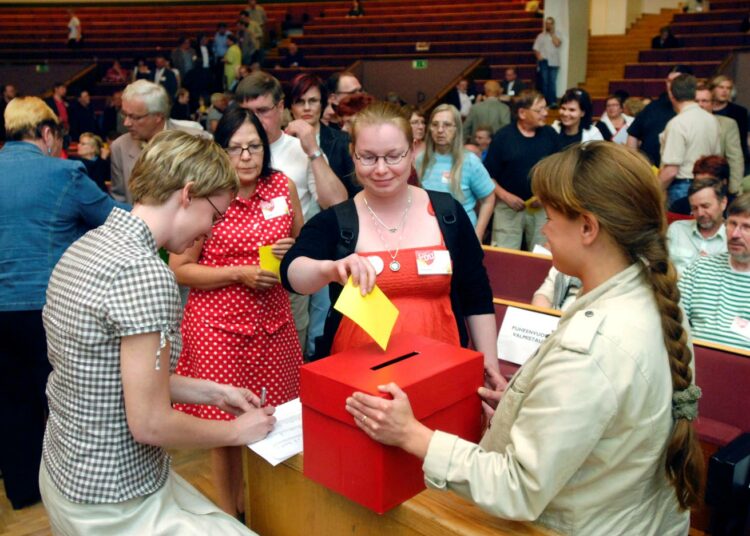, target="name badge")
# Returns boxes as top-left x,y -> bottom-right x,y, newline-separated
730,316 -> 750,341
415,250 -> 452,275
441,171 -> 451,184
261,196 -> 289,220
365,255 -> 384,275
